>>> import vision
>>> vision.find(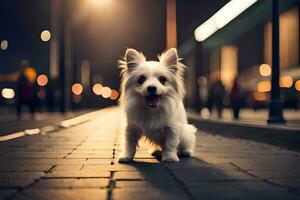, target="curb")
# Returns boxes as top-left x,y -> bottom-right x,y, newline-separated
0,112 -> 92,142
